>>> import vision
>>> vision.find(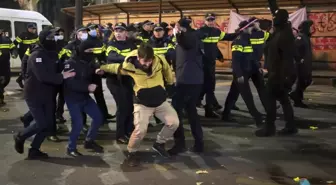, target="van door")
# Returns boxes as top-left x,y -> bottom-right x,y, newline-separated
11,20 -> 38,68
